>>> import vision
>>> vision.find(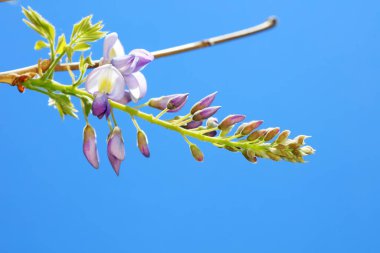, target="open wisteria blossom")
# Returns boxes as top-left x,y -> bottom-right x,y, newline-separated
0,7 -> 315,176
